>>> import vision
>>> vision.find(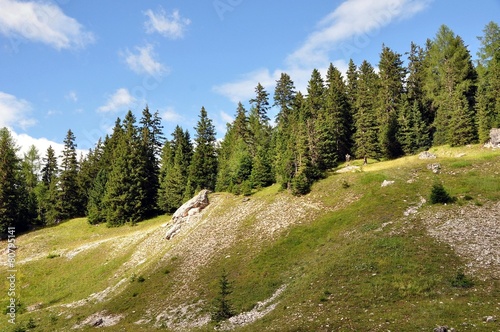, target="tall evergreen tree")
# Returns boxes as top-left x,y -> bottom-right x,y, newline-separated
249,84 -> 273,188
476,21 -> 500,142
377,45 -> 406,158
103,111 -> 146,226
0,128 -> 31,233
324,63 -> 351,162
22,145 -> 41,223
274,73 -> 297,189
424,25 -> 478,145
59,129 -> 81,219
304,68 -> 326,176
158,126 -> 193,212
39,146 -> 61,224
188,107 -> 218,191
353,60 -> 381,159
139,106 -> 164,217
